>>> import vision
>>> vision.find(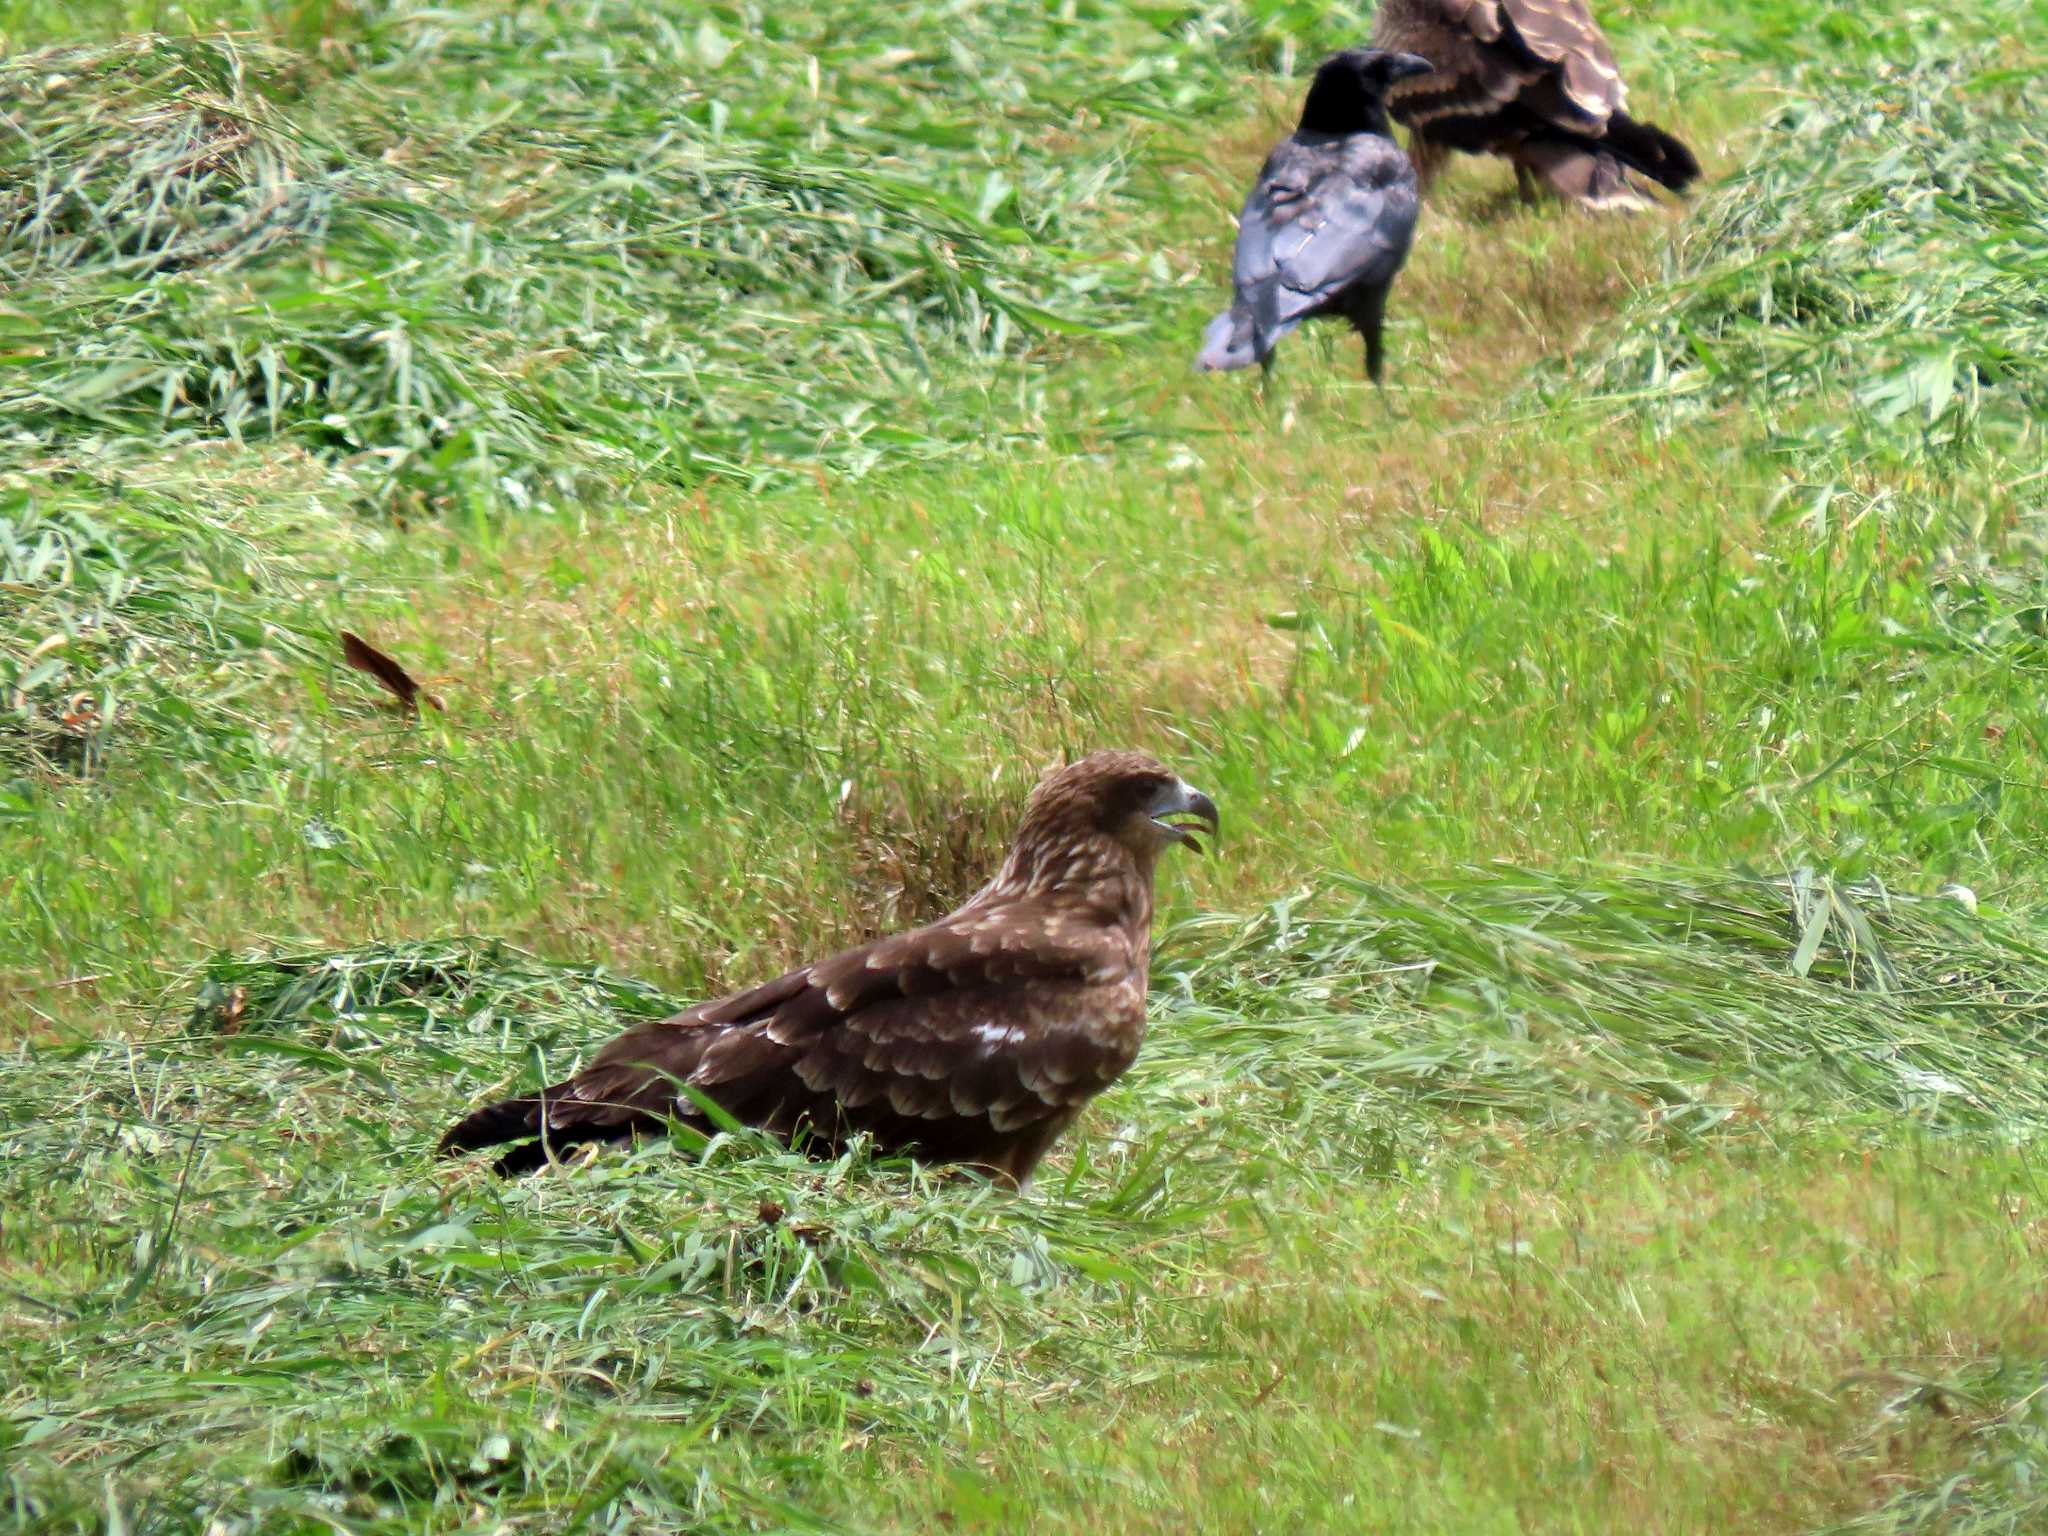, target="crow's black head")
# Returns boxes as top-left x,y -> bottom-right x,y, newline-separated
1298,48 -> 1433,135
